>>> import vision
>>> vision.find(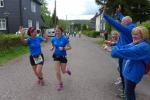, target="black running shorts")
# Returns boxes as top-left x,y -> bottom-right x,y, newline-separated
52,54 -> 67,63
